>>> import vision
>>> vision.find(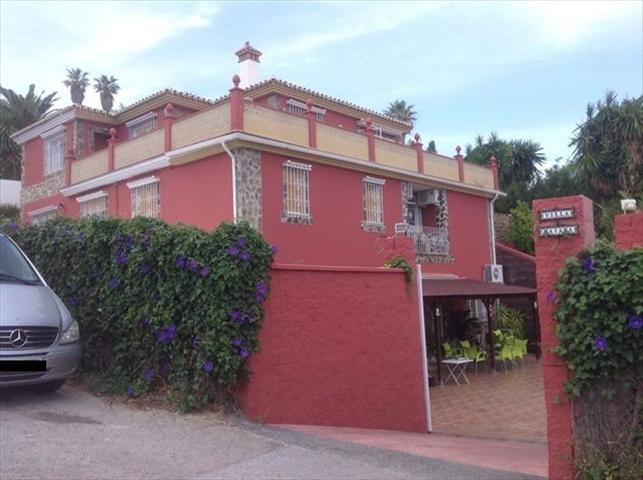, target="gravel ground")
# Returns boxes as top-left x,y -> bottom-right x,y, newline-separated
0,384 -> 540,480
